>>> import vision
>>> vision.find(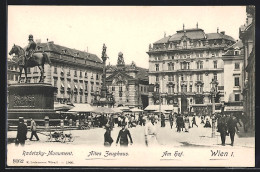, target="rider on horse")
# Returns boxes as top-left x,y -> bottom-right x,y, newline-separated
24,34 -> 36,65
